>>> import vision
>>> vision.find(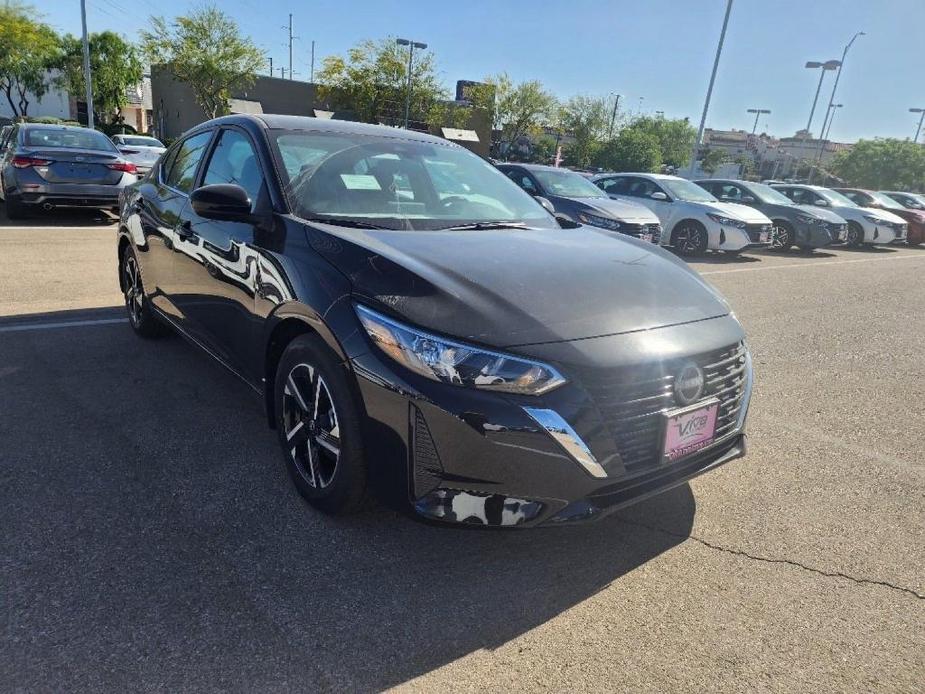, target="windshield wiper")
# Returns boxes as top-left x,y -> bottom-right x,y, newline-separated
301,216 -> 395,230
439,221 -> 529,231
